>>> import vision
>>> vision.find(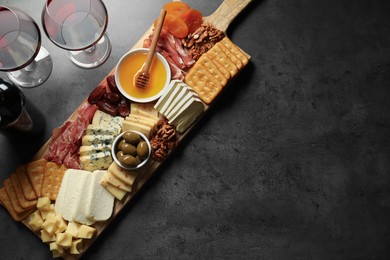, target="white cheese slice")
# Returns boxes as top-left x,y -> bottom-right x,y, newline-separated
169,97 -> 204,133
165,90 -> 196,121
154,80 -> 180,111
72,171 -> 95,225
59,170 -> 90,222
157,83 -> 183,115
162,85 -> 188,117
54,170 -> 70,216
87,170 -> 115,222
